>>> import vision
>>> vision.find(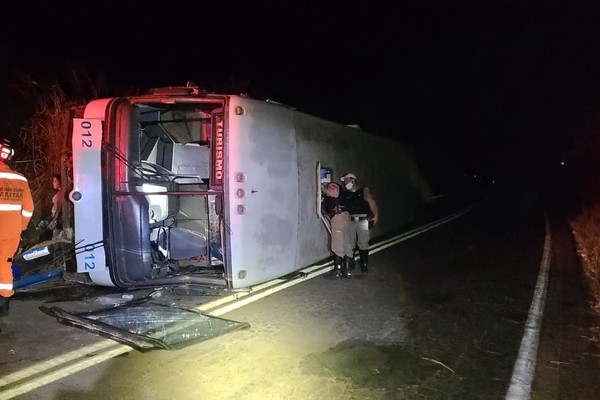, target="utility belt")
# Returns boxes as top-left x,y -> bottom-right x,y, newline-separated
350,214 -> 369,221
